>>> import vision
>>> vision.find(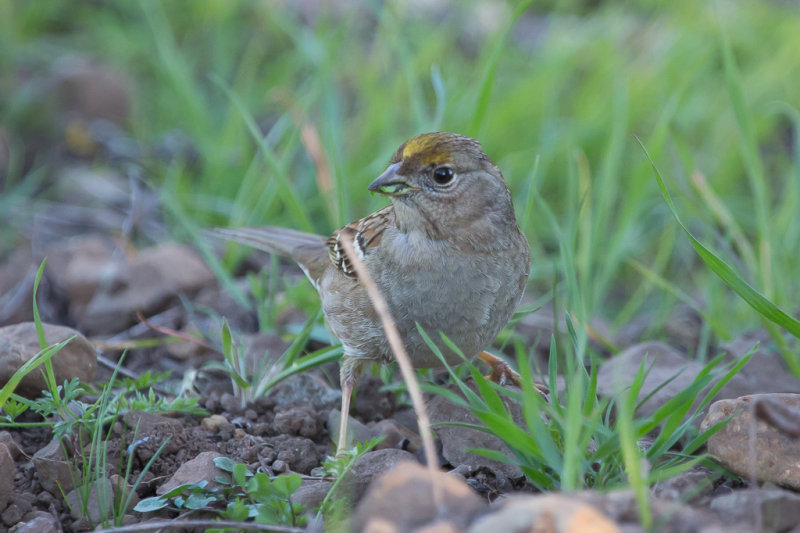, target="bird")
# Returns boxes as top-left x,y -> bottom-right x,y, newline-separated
211,132 -> 545,455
